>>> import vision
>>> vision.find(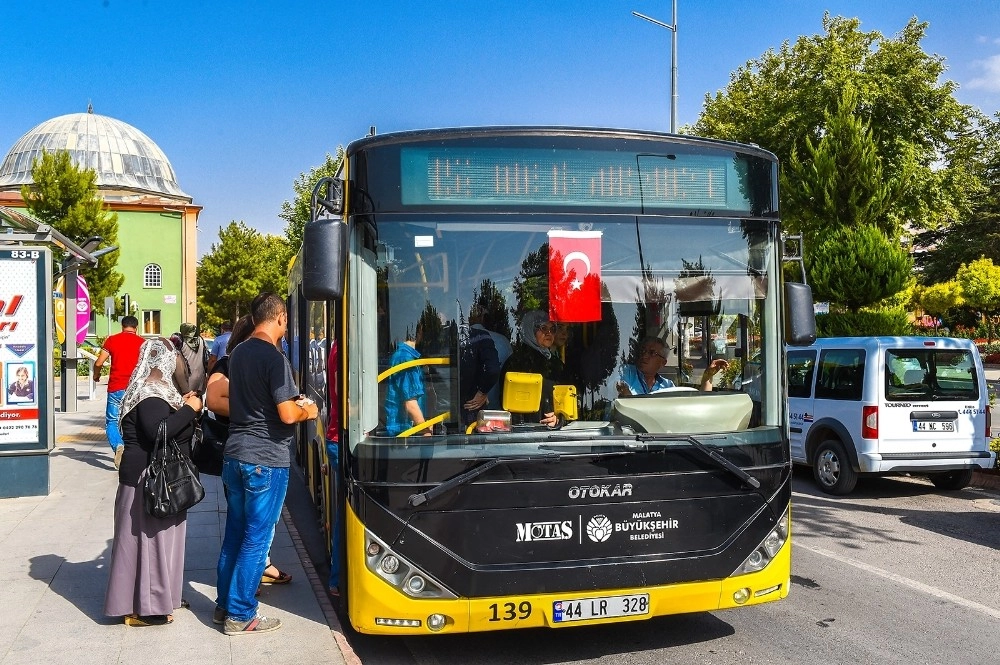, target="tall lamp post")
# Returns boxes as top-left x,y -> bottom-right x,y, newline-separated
632,1 -> 678,133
